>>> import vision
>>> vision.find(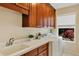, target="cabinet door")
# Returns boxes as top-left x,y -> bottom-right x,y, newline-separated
38,43 -> 48,54
27,3 -> 37,27
38,50 -> 48,56
36,3 -> 48,27
43,4 -> 48,27
46,4 -> 56,28
47,5 -> 50,27
50,8 -> 56,27
36,3 -> 43,27
16,3 -> 30,10
24,49 -> 38,56
40,4 -> 50,27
